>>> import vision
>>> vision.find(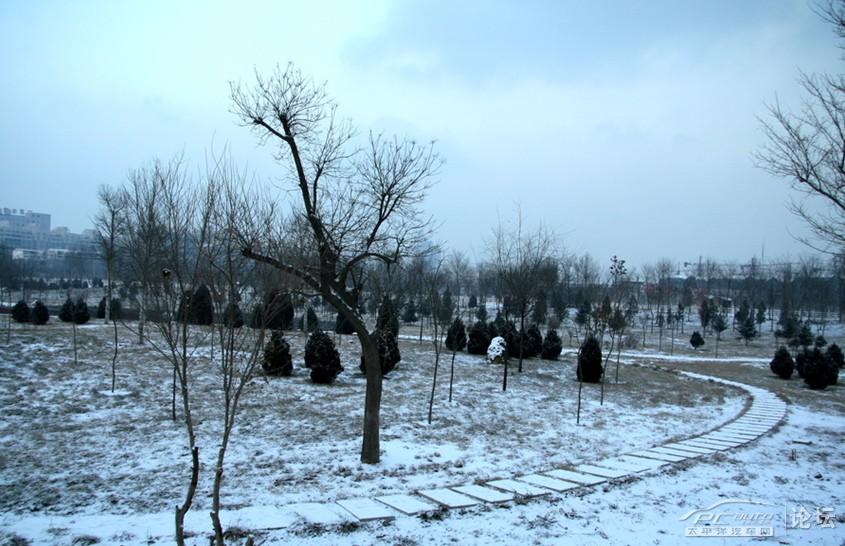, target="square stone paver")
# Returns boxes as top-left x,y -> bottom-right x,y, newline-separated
632,450 -> 686,463
336,498 -> 395,521
375,494 -> 437,515
486,479 -> 551,497
418,488 -> 479,508
291,502 -> 354,524
544,469 -> 606,485
517,473 -> 581,492
452,484 -> 513,503
573,464 -> 630,479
